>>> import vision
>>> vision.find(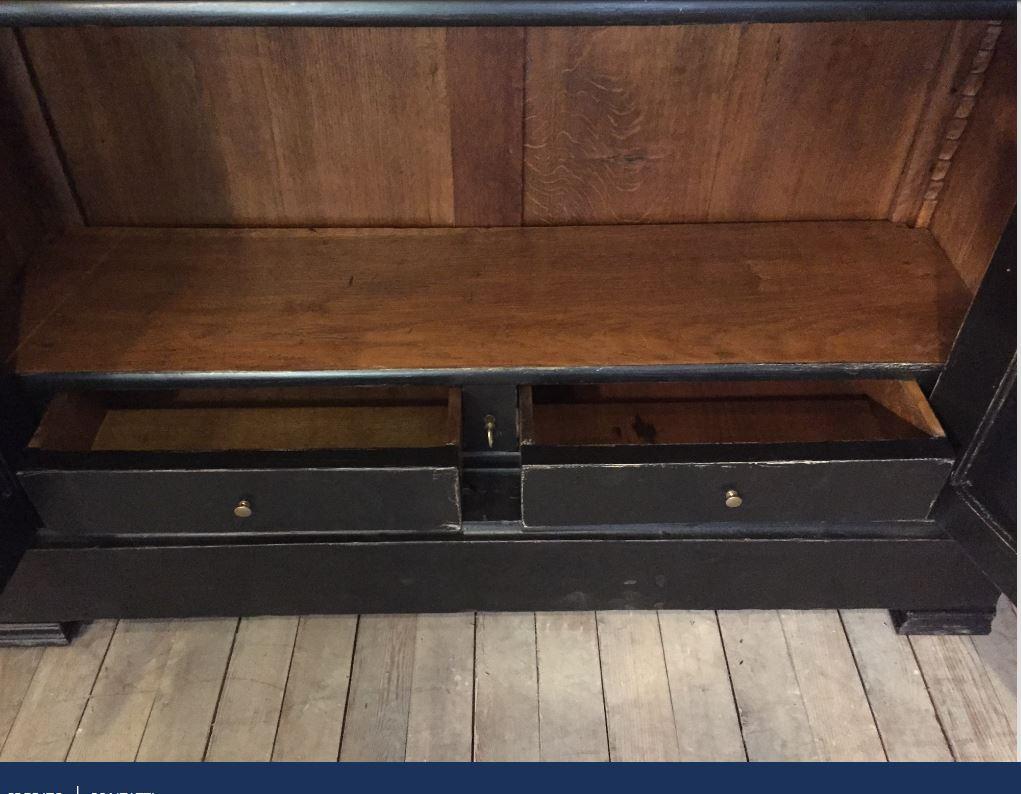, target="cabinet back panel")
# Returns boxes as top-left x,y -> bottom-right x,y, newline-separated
19,22 -> 1000,230
21,26 -> 524,227
524,21 -> 972,224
